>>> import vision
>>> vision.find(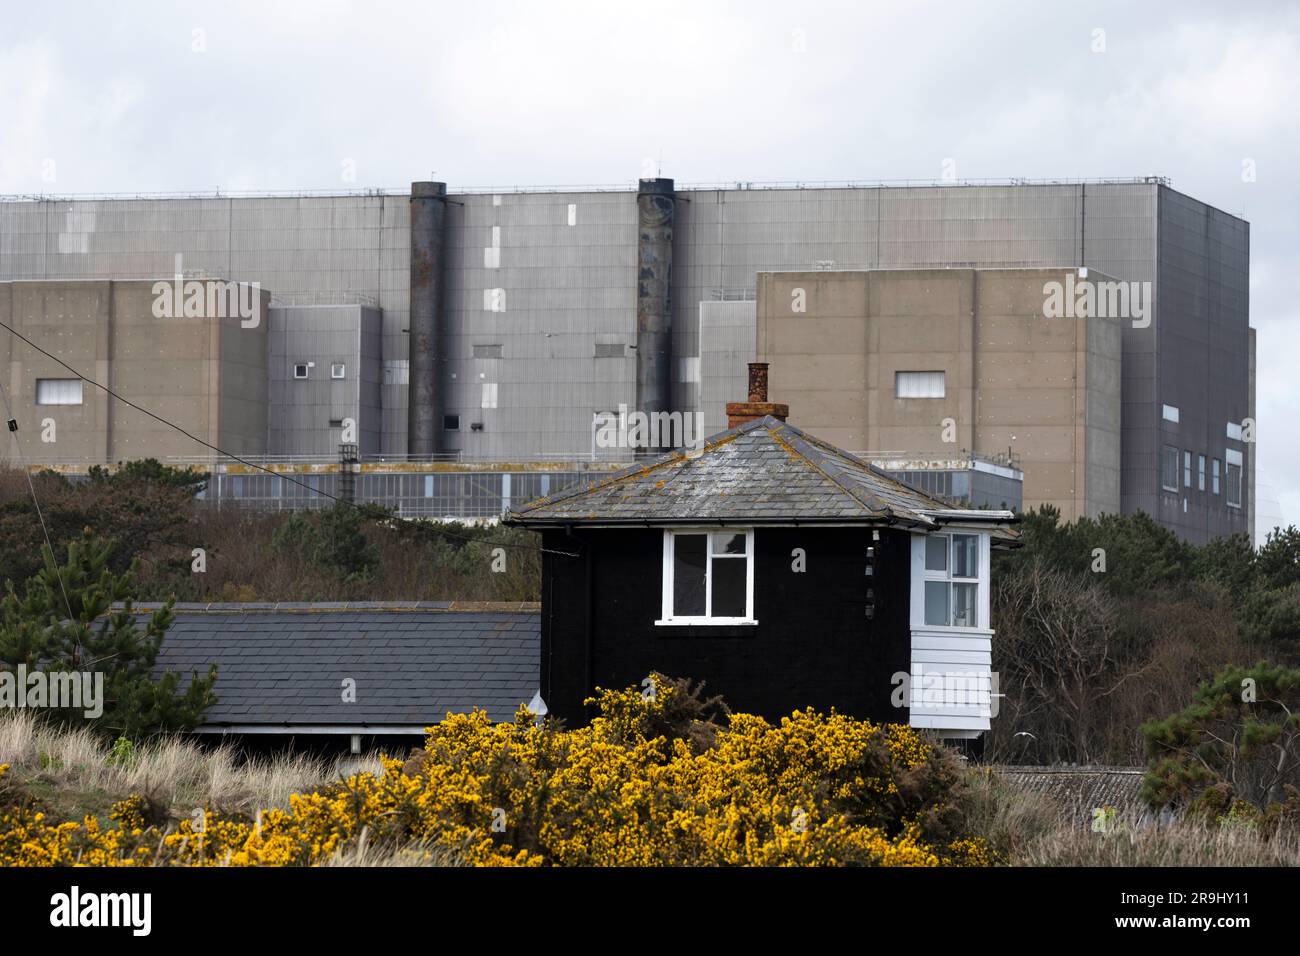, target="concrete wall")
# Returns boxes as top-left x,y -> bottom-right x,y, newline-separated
755,268 -> 1122,522
1084,290 -> 1123,520
0,196 -> 408,449
0,279 -> 267,463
